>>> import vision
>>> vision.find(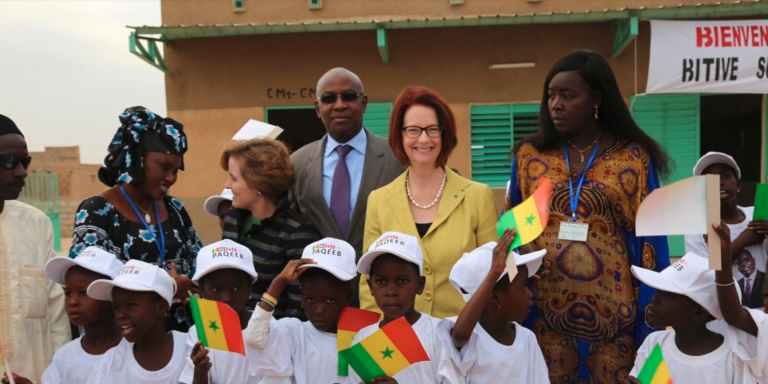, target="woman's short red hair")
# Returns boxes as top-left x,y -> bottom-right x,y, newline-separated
388,86 -> 458,168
